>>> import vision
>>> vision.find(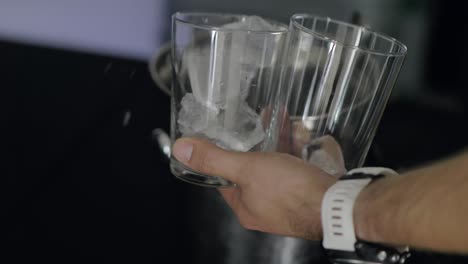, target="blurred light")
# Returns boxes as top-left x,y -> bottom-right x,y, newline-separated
0,0 -> 169,60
